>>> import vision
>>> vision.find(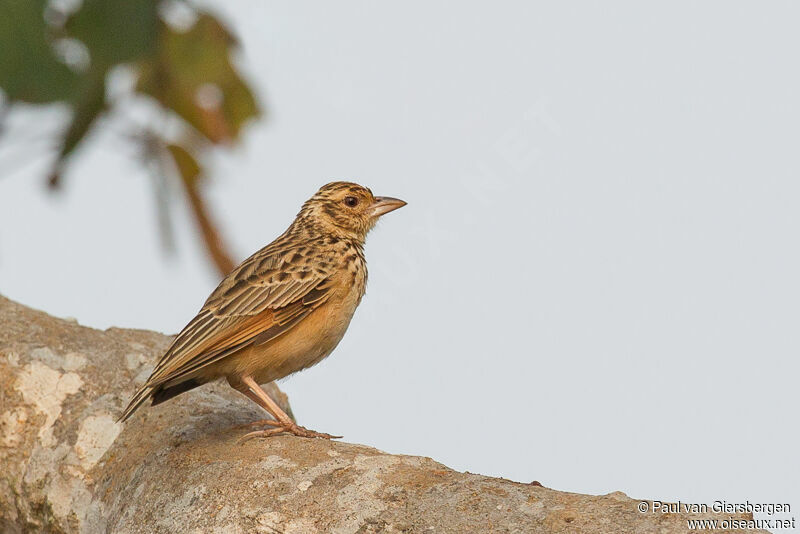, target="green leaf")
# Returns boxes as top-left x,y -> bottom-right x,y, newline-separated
66,0 -> 158,68
49,68 -> 107,188
0,0 -> 78,103
137,13 -> 260,144
45,0 -> 157,183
